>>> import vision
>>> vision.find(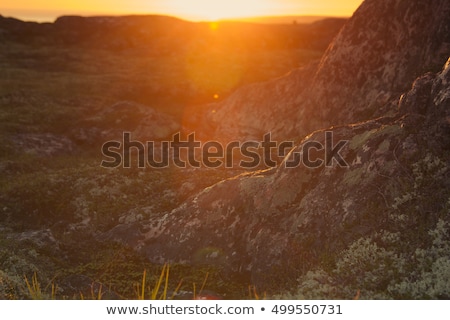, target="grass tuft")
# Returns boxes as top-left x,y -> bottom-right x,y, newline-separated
136,264 -> 174,300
